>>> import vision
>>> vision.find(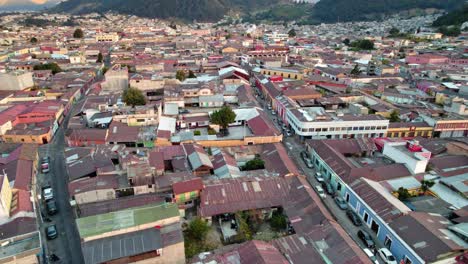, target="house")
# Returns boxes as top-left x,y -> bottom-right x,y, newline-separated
172,178 -> 204,208
0,71 -> 34,90
388,212 -> 467,263
77,202 -> 184,264
199,177 -> 290,221
184,144 -> 213,176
